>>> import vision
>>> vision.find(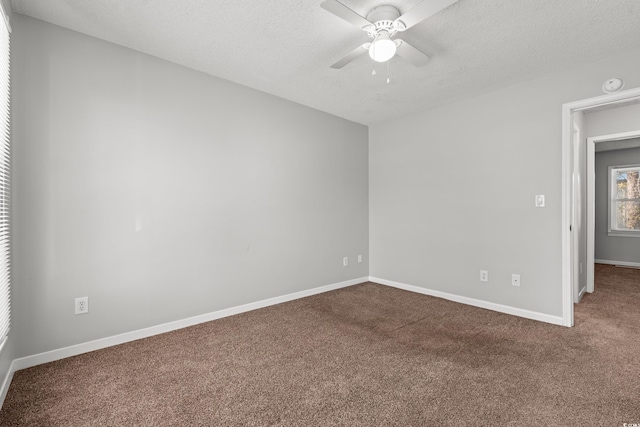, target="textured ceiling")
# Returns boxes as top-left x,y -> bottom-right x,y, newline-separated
10,0 -> 640,125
